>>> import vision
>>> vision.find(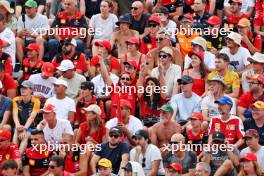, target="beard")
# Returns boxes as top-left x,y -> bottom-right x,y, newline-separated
63,48 -> 72,55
